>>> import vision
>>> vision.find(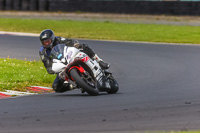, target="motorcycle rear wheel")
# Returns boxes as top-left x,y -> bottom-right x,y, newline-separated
70,68 -> 99,96
107,76 -> 119,94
